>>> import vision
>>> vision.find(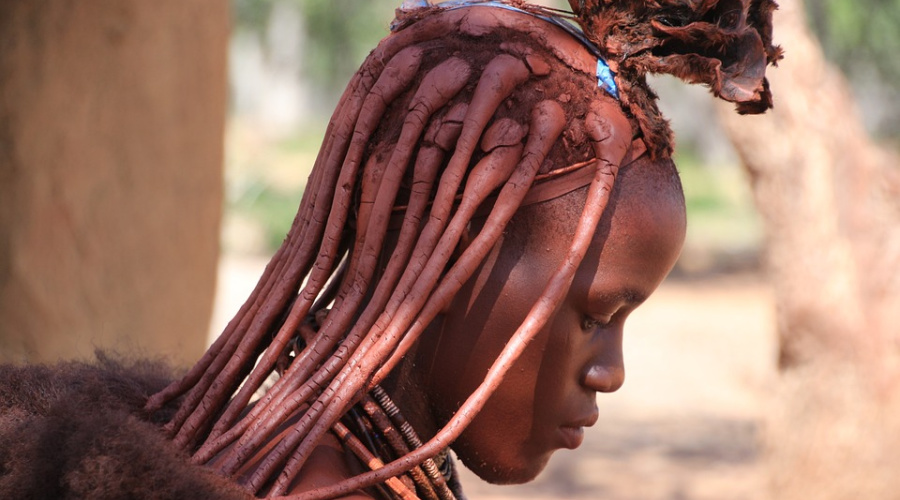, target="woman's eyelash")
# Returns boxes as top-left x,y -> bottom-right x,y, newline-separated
581,314 -> 613,331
